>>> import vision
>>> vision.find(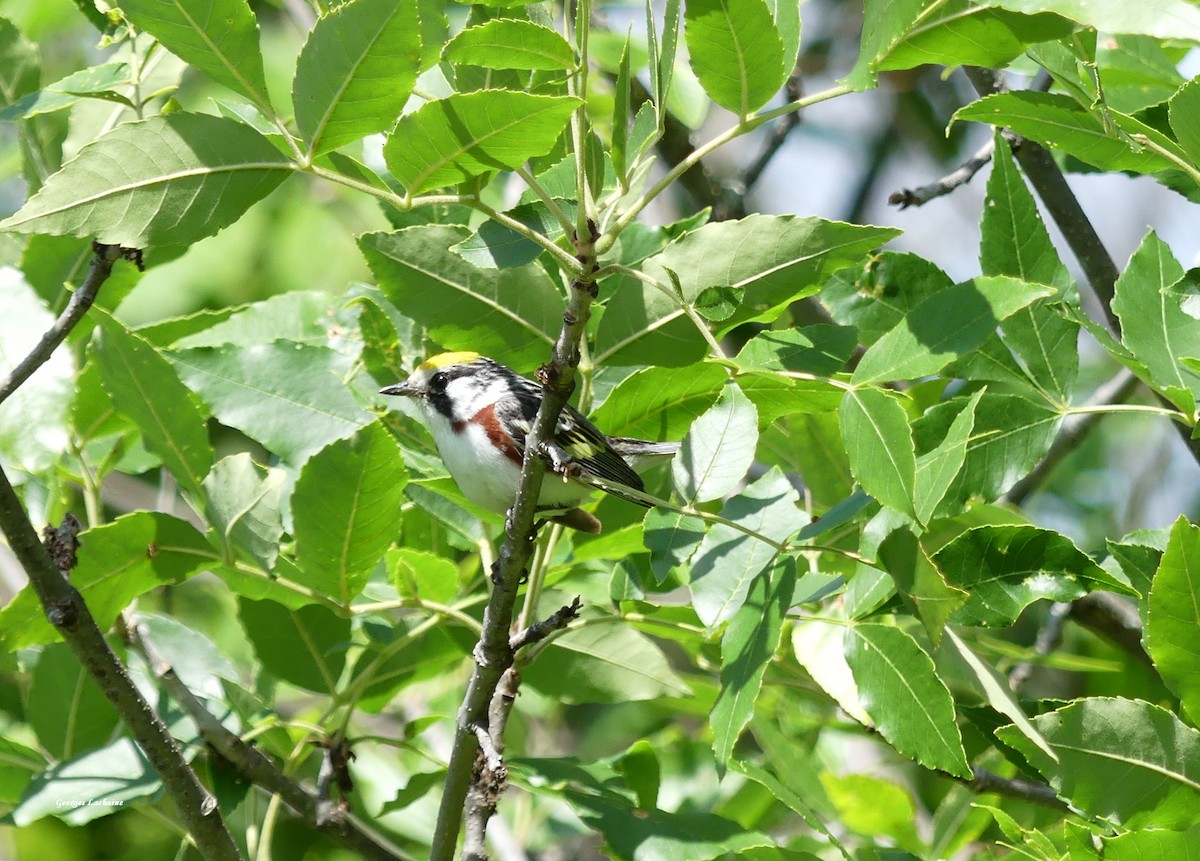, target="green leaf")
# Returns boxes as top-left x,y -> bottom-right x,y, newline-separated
793,618 -> 869,724
138,613 -> 239,698
119,0 -> 269,106
684,0 -> 785,116
0,62 -> 131,120
12,738 -> 159,826
643,507 -> 706,584
876,528 -> 966,645
170,341 -> 373,465
711,558 -> 795,769
839,387 -> 916,518
953,92 -> 1178,174
0,113 -> 292,248
614,741 -> 660,812
1112,231 -> 1200,410
913,392 -> 1061,508
292,422 -> 407,604
0,271 -> 71,475
444,19 -> 575,70
591,364 -> 725,441
521,620 -> 690,704
732,326 -> 857,376
563,787 -> 772,861
980,134 -> 1079,401
822,251 -> 956,345
389,547 -> 458,605
995,697 -> 1200,829
673,380 -> 758,504
450,202 -> 567,270
844,623 -> 971,778
847,0 -> 1072,90
612,34 -> 632,180
0,513 -> 214,650
384,91 -> 579,194
27,643 -> 119,760
934,524 -> 1134,627
914,389 -> 981,524
822,773 -> 923,853
1170,78 -> 1200,170
238,598 -> 351,694
172,291 -> 352,350
689,469 -> 804,628
1147,517 -> 1200,723
94,310 -> 213,497
597,215 -> 899,365
293,0 -> 421,157
361,225 -> 561,368
1102,825 -> 1200,860
943,628 -> 1056,762
852,276 -> 1054,384
980,0 -> 1200,42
